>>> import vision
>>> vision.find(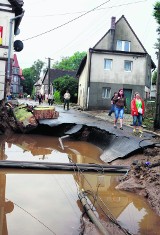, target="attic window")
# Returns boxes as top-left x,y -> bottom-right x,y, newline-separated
116,40 -> 130,52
